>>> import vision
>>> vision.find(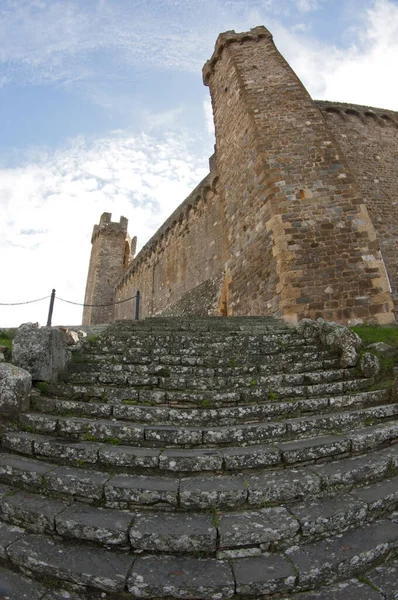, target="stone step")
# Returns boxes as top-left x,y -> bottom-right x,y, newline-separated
65,365 -> 355,389
67,353 -> 338,378
0,445 -> 396,510
0,477 -> 396,555
0,564 -> 84,600
49,377 -> 375,408
0,518 -> 397,598
16,403 -> 398,448
75,347 -> 339,373
30,388 -> 392,426
5,422 -> 398,473
43,378 -> 383,407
